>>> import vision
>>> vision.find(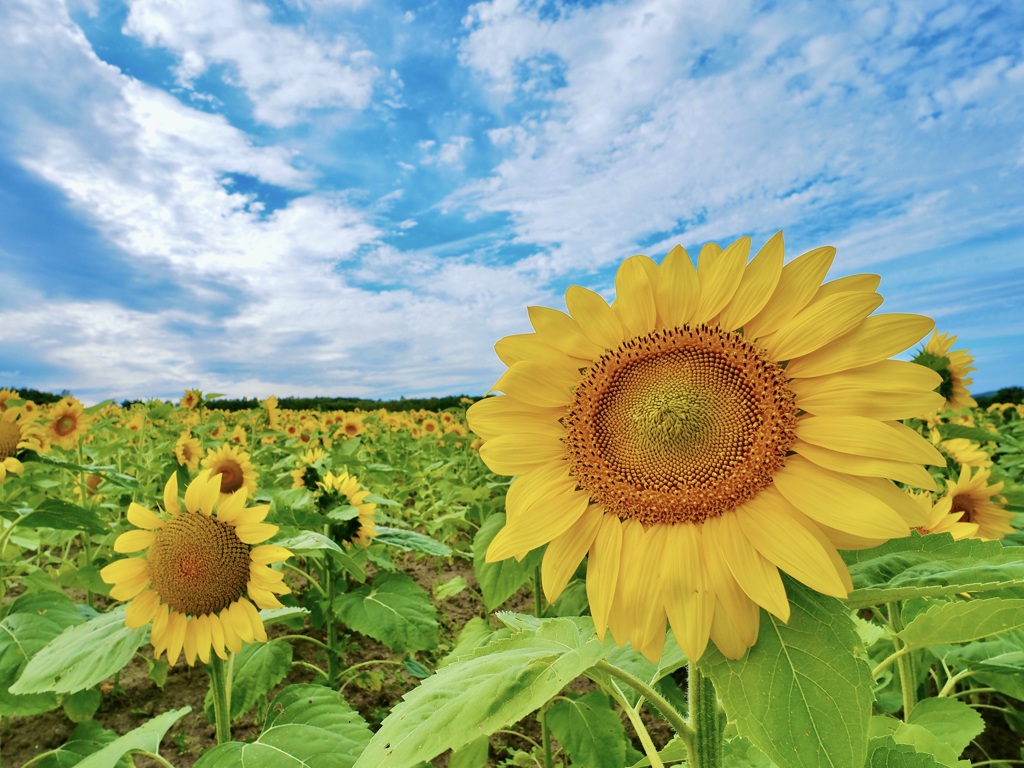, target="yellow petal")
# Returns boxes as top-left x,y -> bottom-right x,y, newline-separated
208,613 -> 228,660
774,458 -> 910,538
504,461 -> 575,524
706,513 -> 789,621
163,473 -> 180,517
744,245 -> 835,339
227,602 -> 255,644
793,441 -> 937,491
527,305 -> 605,360
796,415 -> 944,466
565,286 -> 624,349
607,519 -> 645,648
662,522 -> 714,662
215,490 -> 248,524
234,504 -> 270,527
114,529 -> 156,554
164,611 -> 187,665
248,583 -> 284,610
717,231 -> 784,331
814,273 -> 880,300
101,557 -> 149,585
193,615 -> 212,665
125,589 -> 160,629
183,618 -> 199,666
127,503 -> 164,530
655,244 -> 699,328
785,313 -> 934,378
109,573 -> 149,601
586,513 -> 622,640
612,255 -> 658,337
708,599 -> 751,660
791,366 -> 945,420
466,397 -> 563,442
701,531 -> 760,647
488,488 -> 589,562
735,489 -> 850,598
541,504 -> 603,603
492,360 -> 576,408
234,522 -> 278,545
478,433 -> 566,476
150,603 -> 170,656
693,237 -> 750,324
184,470 -> 212,514
250,544 -> 293,565
761,292 -> 883,361
240,598 -> 267,643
